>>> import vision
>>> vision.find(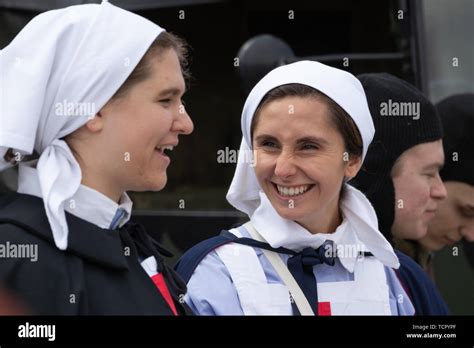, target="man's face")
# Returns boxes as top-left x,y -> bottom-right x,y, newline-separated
391,140 -> 447,240
420,181 -> 474,251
